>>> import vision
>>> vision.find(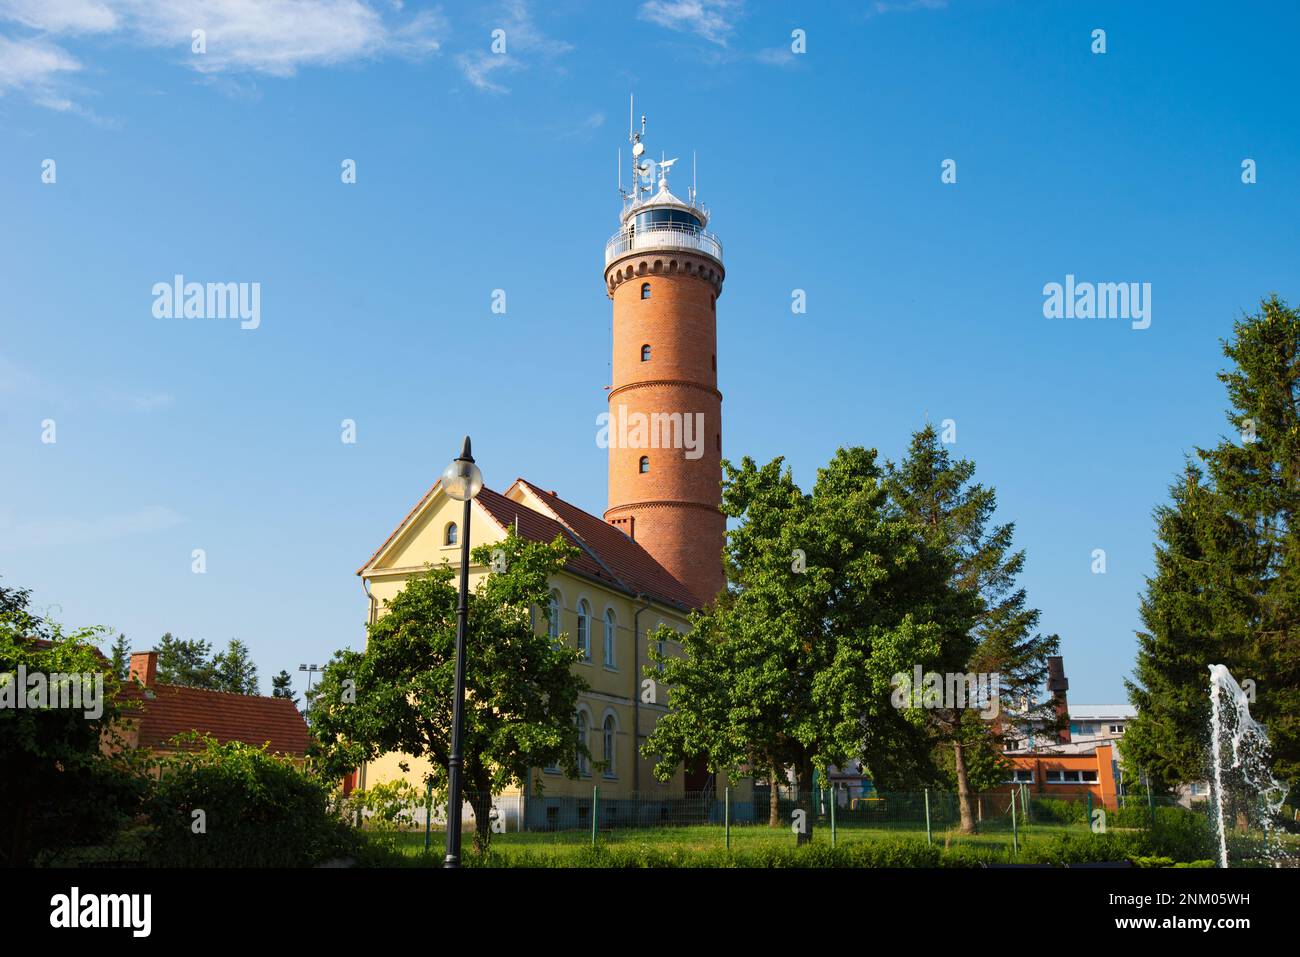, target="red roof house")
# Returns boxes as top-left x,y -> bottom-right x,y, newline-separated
117,651 -> 310,758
